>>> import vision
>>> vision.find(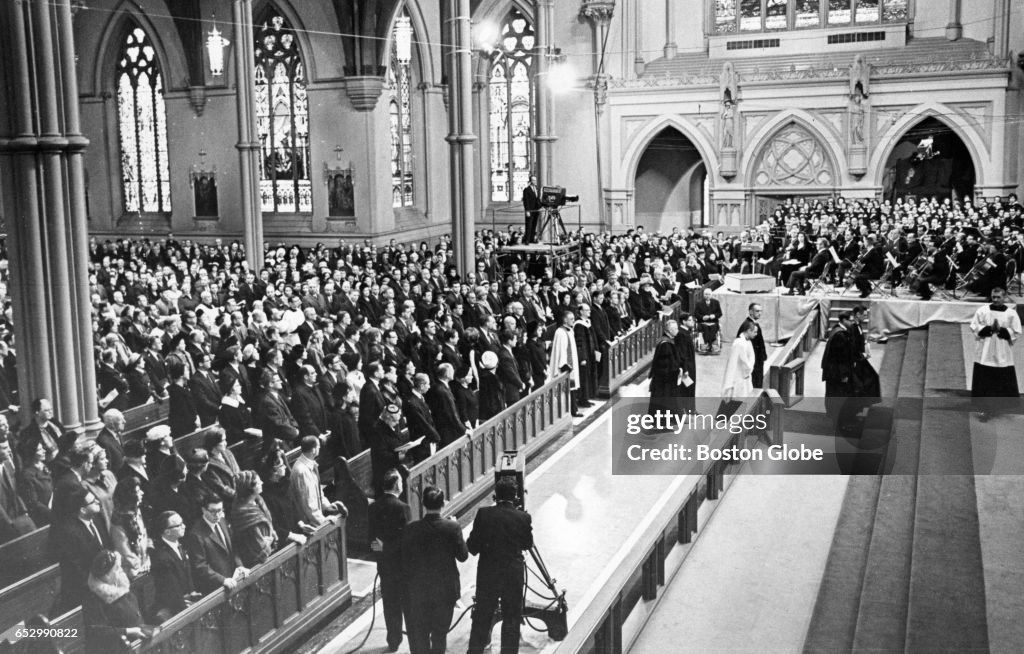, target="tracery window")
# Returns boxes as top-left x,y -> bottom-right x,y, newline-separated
489,8 -> 534,203
753,123 -> 835,186
117,25 -> 171,214
388,12 -> 414,208
255,11 -> 311,213
714,0 -> 907,33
